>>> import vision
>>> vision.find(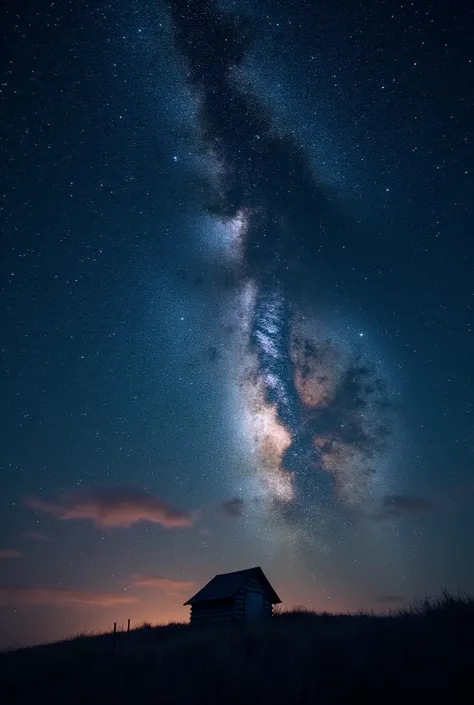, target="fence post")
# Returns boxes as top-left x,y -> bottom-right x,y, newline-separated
112,621 -> 117,654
